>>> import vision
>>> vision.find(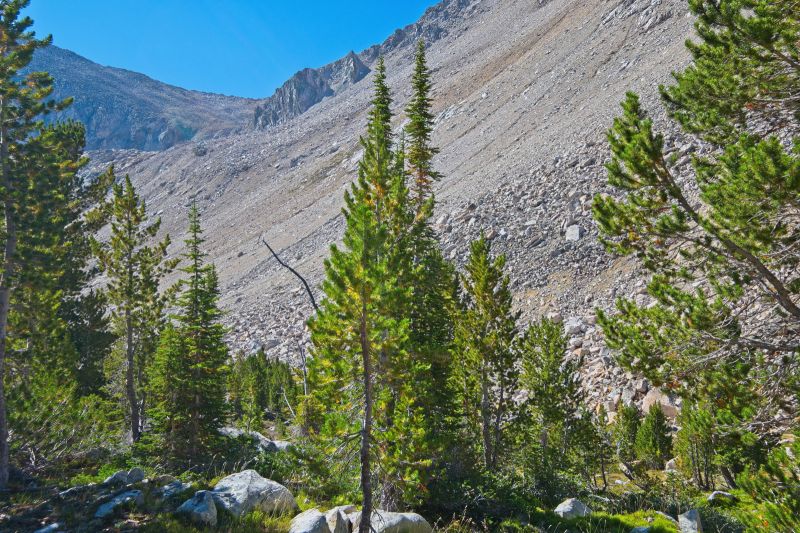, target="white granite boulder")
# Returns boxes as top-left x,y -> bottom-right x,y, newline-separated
553,498 -> 591,519
211,469 -> 296,517
349,510 -> 432,533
